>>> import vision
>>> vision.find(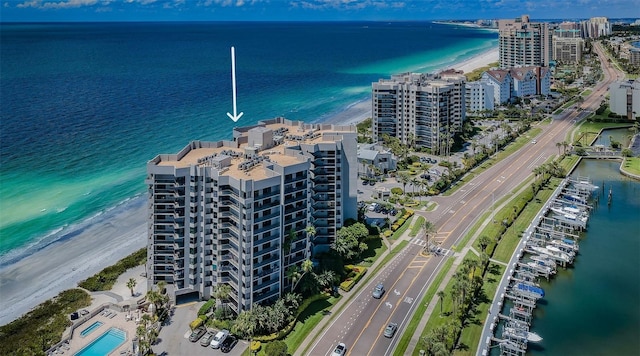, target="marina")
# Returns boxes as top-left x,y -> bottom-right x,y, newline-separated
480,176 -> 599,356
